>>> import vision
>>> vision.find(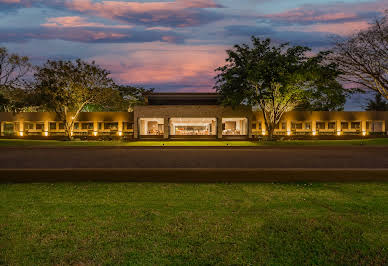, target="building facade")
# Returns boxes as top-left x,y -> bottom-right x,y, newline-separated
1,93 -> 387,139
